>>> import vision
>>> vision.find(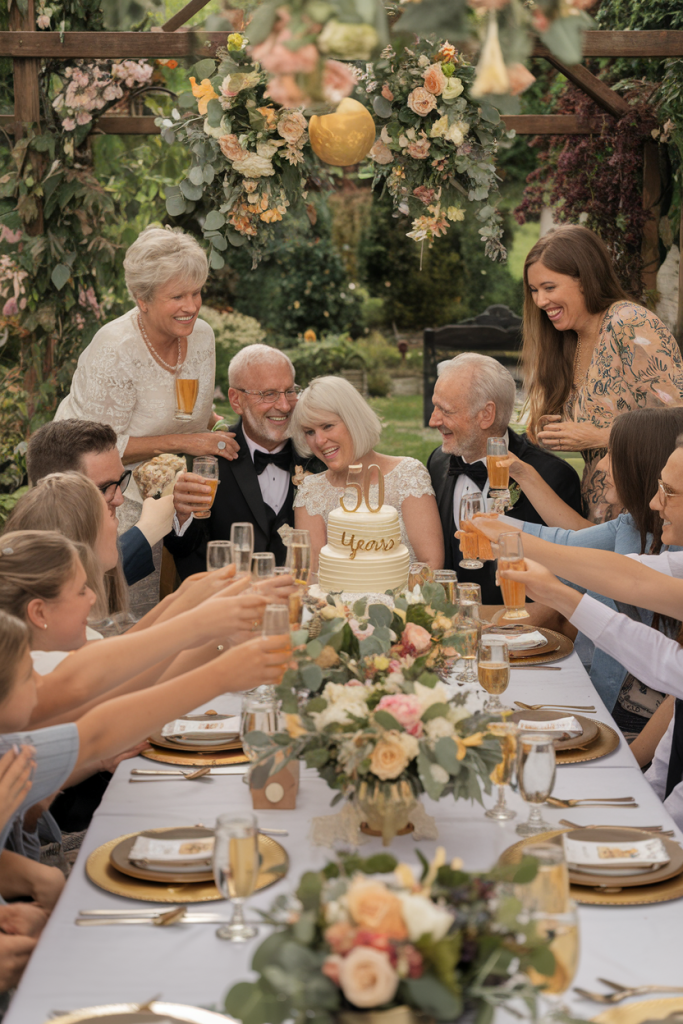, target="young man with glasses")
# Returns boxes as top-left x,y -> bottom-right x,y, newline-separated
26,421 -> 167,586
167,344 -> 324,578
